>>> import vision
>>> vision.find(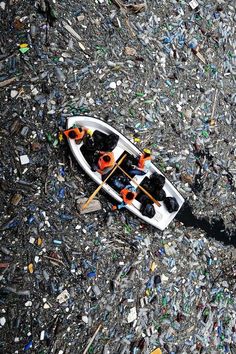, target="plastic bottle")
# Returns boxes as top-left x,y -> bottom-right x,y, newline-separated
54,67 -> 66,82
